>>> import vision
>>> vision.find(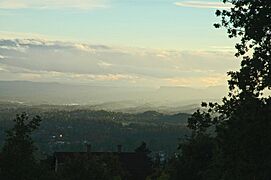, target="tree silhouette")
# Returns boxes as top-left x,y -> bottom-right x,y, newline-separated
215,0 -> 271,96
0,112 -> 41,180
171,1 -> 271,179
134,141 -> 152,154
59,154 -> 125,180
212,1 -> 271,178
134,142 -> 153,179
